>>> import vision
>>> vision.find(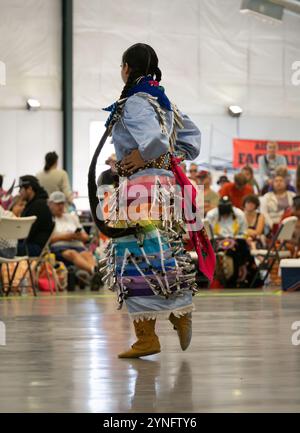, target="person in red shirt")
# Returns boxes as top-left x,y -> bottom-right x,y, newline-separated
219,173 -> 254,209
